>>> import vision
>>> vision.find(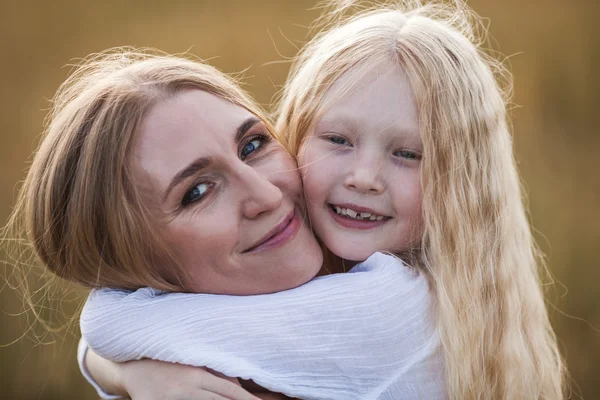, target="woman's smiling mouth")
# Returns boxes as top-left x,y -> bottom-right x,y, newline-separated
244,209 -> 300,253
